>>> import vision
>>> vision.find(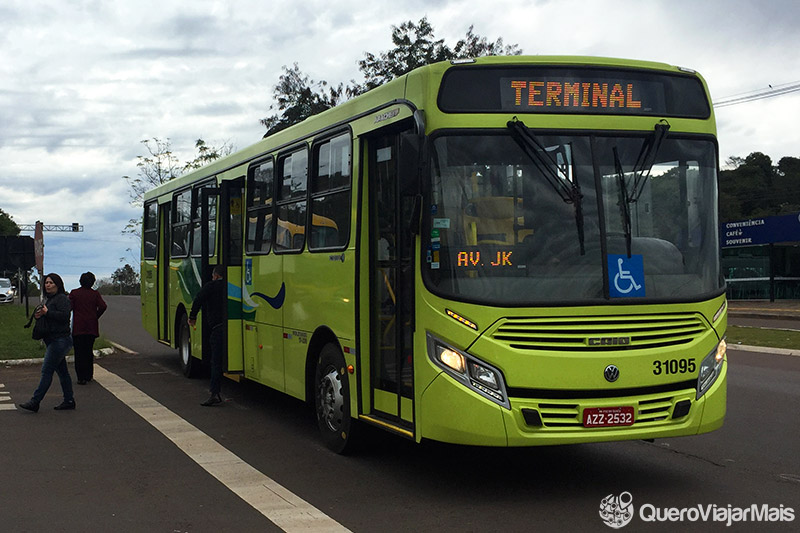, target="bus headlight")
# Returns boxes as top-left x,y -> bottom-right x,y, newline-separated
435,345 -> 466,374
697,338 -> 726,399
427,333 -> 510,408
